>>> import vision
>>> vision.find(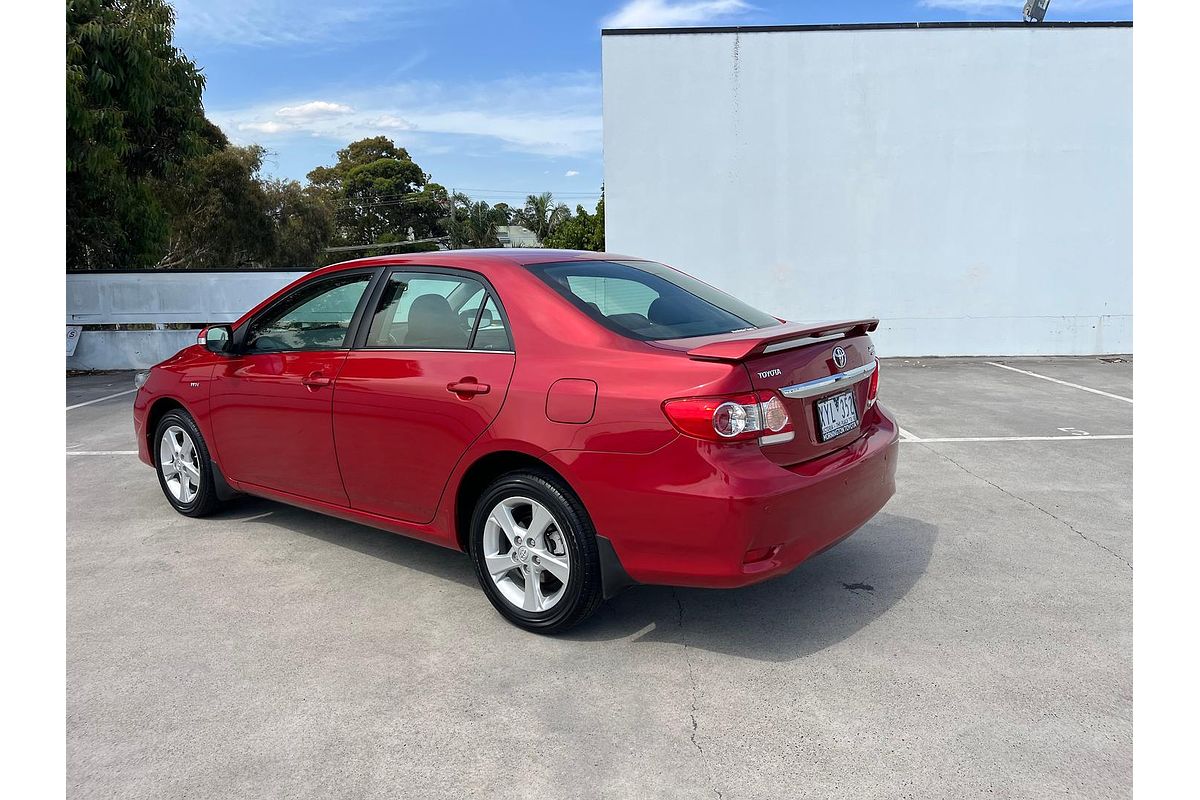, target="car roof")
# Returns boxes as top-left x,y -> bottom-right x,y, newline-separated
307,248 -> 644,279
